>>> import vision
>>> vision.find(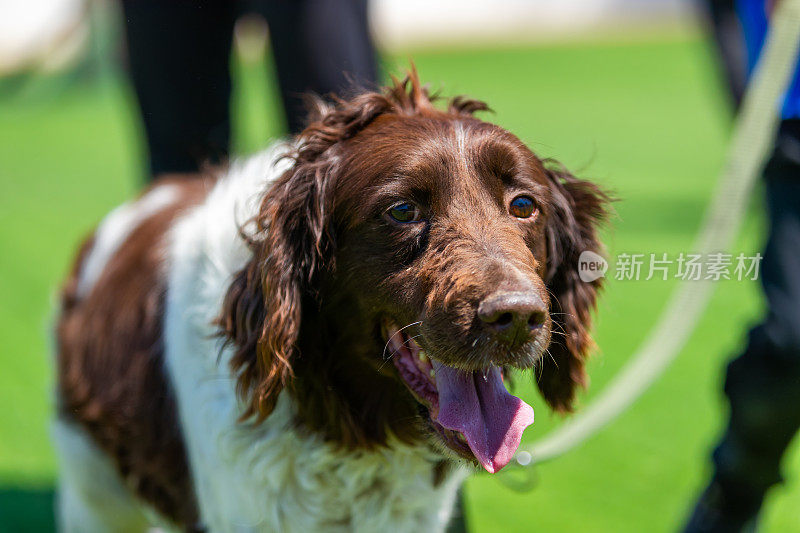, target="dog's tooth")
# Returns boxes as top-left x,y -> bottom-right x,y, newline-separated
418,351 -> 428,362
429,368 -> 435,380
